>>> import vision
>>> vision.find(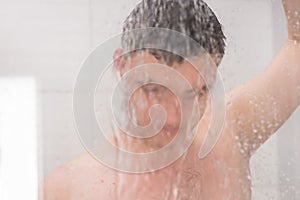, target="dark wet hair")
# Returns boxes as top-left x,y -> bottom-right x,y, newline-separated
122,0 -> 226,65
